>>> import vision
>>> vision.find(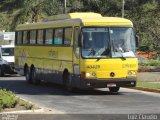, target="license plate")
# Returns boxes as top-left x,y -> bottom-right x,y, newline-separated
107,83 -> 116,87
